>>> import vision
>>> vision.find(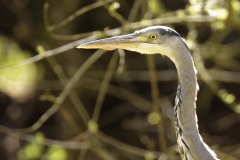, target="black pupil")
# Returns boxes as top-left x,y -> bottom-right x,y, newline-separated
152,35 -> 156,39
